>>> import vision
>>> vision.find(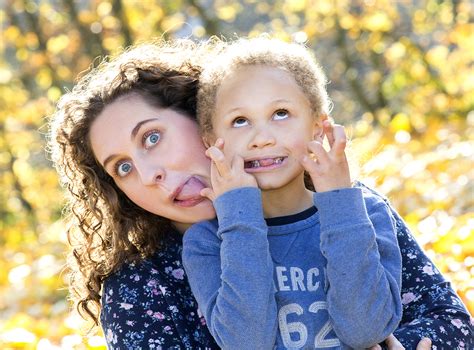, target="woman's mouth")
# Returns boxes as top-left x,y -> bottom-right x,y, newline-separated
244,157 -> 287,172
174,197 -> 206,207
173,176 -> 208,207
